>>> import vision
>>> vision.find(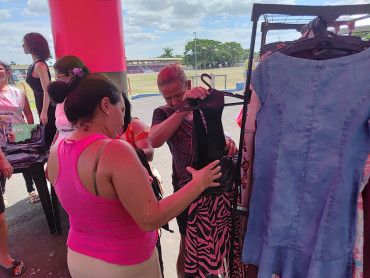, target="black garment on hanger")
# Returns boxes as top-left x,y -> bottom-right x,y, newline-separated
279,30 -> 364,60
300,16 -> 327,35
191,90 -> 236,195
